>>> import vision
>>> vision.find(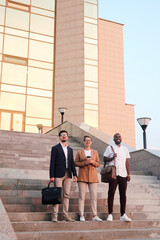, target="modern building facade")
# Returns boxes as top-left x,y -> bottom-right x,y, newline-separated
0,0 -> 135,147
